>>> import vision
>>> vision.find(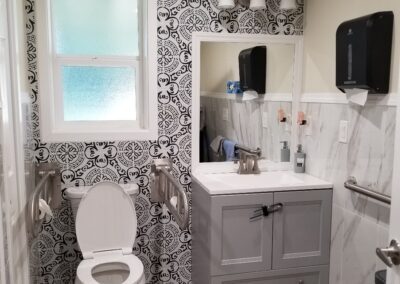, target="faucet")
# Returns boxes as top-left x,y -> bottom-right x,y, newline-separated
235,145 -> 262,175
